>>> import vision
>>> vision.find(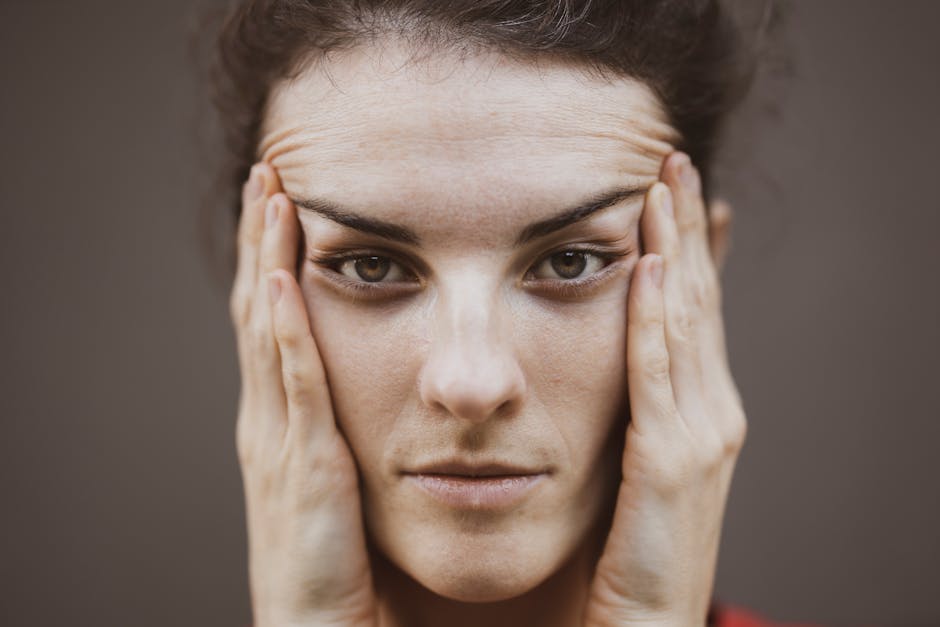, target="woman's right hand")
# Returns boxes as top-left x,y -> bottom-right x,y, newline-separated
230,163 -> 378,627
